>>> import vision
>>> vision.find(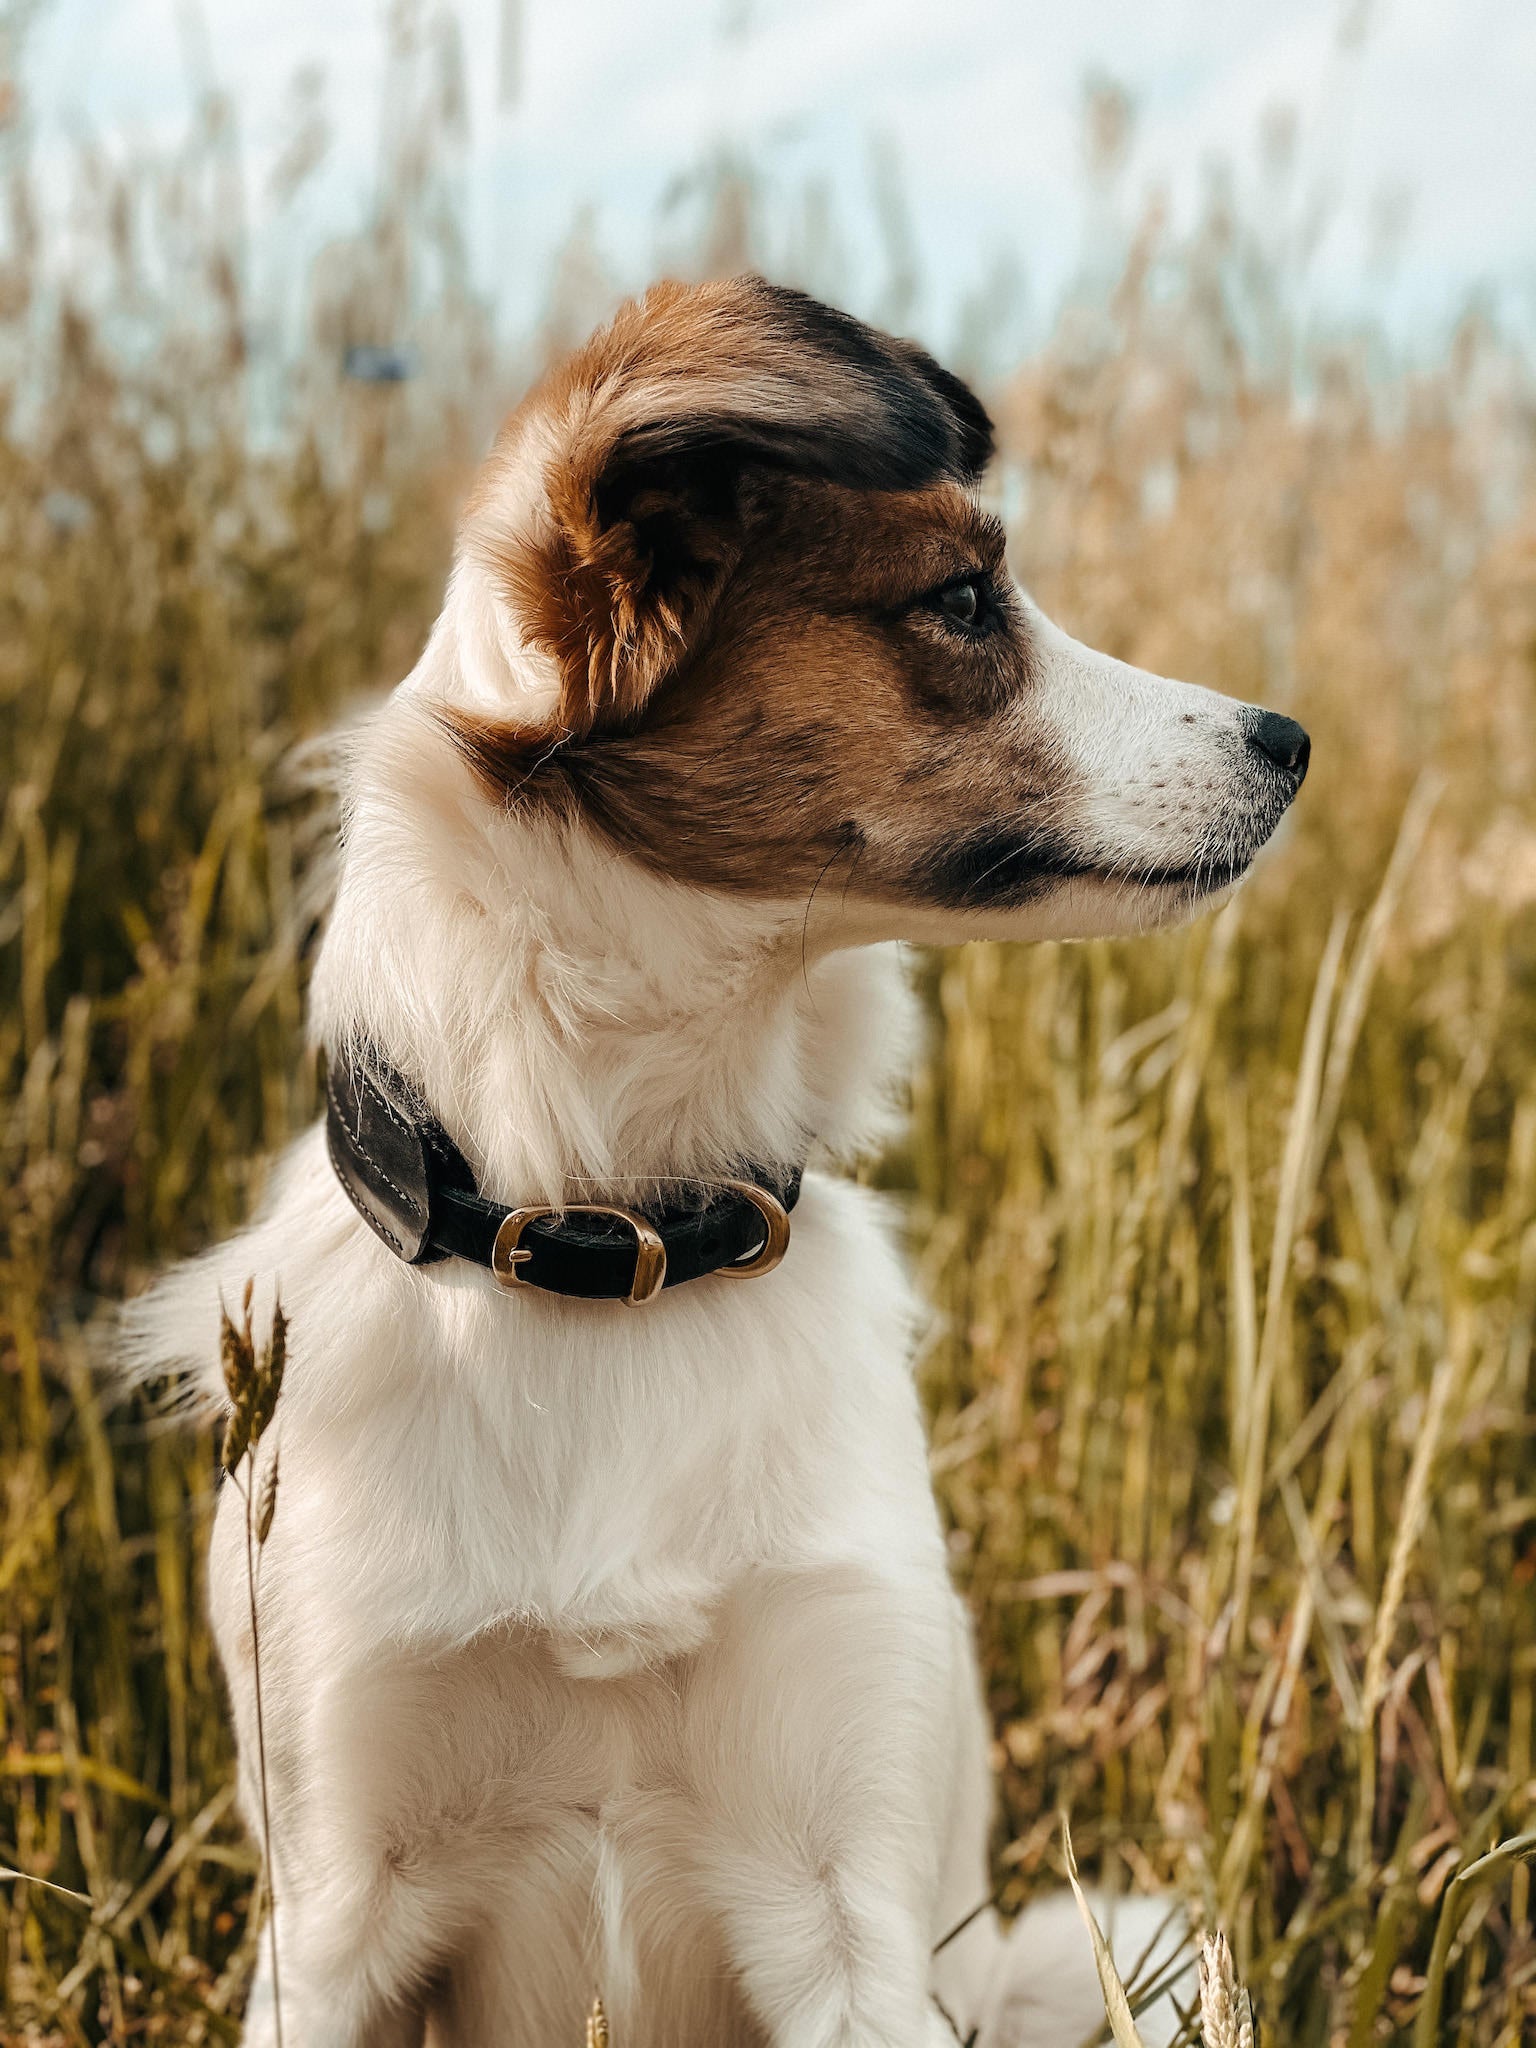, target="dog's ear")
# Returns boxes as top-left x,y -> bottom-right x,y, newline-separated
457,277 -> 994,737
